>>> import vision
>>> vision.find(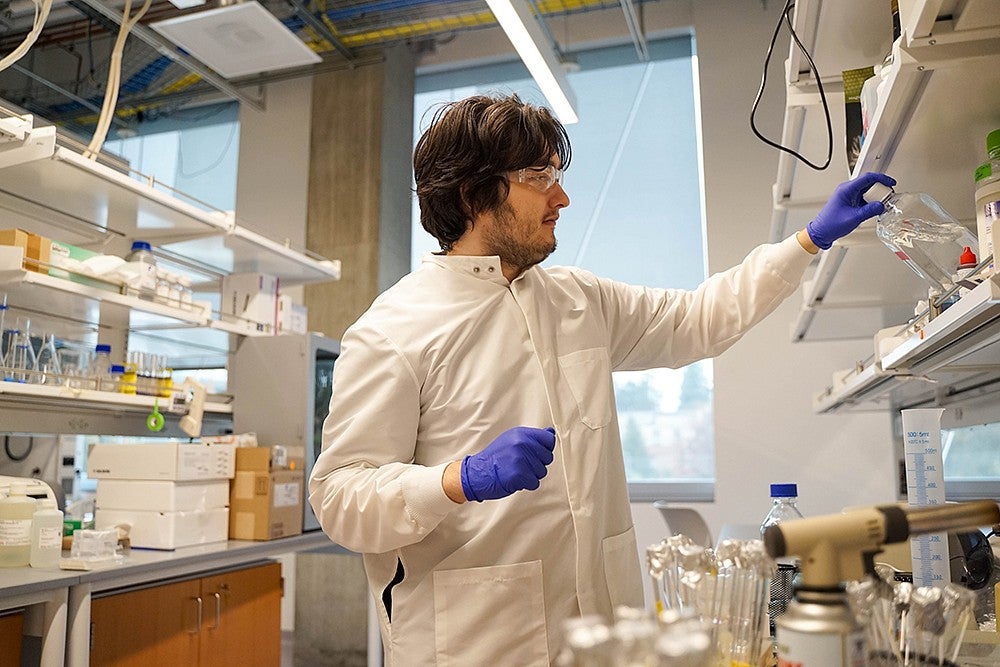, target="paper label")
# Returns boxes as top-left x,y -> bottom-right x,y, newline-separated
273,482 -> 300,508
38,526 -> 62,550
0,519 -> 32,546
777,627 -> 866,666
